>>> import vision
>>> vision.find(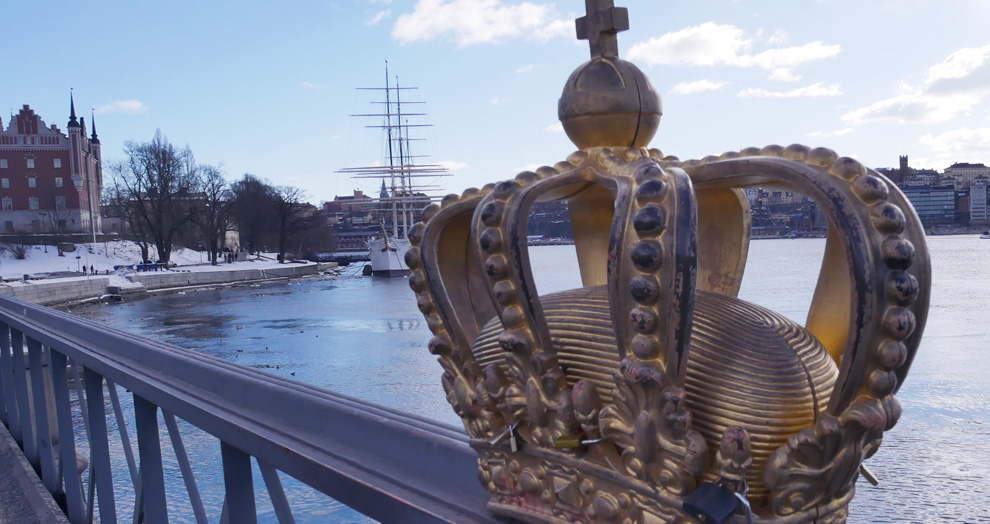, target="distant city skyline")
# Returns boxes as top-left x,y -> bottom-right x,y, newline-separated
3,0 -> 989,203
